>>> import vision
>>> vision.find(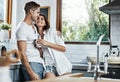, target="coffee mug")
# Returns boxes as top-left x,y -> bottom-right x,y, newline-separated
35,39 -> 41,48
